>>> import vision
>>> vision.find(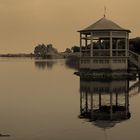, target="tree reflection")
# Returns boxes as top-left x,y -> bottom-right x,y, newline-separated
34,58 -> 80,70
65,56 -> 79,70
34,60 -> 57,70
